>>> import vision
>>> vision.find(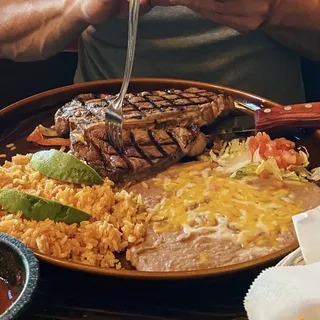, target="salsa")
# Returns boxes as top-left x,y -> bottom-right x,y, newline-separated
247,132 -> 304,169
0,278 -> 13,315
